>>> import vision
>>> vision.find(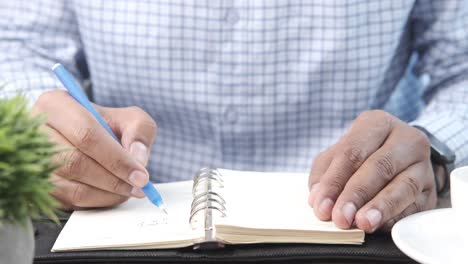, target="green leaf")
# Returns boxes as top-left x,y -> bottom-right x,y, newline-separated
0,91 -> 59,225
